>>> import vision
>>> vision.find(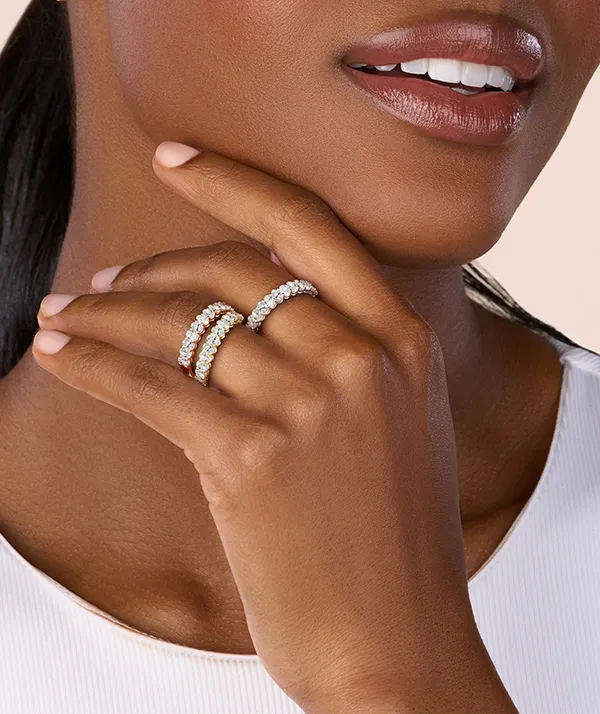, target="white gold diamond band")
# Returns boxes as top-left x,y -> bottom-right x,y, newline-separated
178,302 -> 234,377
194,309 -> 245,386
245,280 -> 318,333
